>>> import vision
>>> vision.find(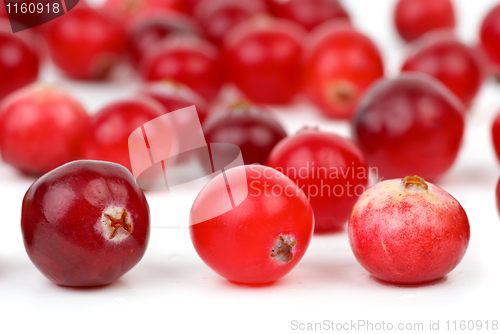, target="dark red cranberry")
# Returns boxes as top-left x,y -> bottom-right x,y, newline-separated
267,128 -> 368,233
194,0 -> 267,46
224,17 -> 306,104
140,36 -> 223,102
303,22 -> 384,120
401,31 -> 483,108
480,3 -> 500,79
46,6 -> 125,80
140,81 -> 209,123
0,85 -> 89,175
0,22 -> 40,100
83,97 -> 167,172
203,101 -> 287,165
21,160 -> 150,287
267,0 -> 350,31
394,0 -> 456,42
126,10 -> 202,66
352,74 -> 465,181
